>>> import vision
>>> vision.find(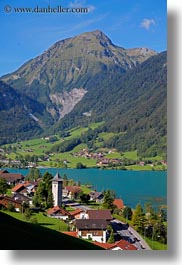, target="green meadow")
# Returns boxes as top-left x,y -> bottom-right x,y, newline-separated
2,122 -> 165,170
